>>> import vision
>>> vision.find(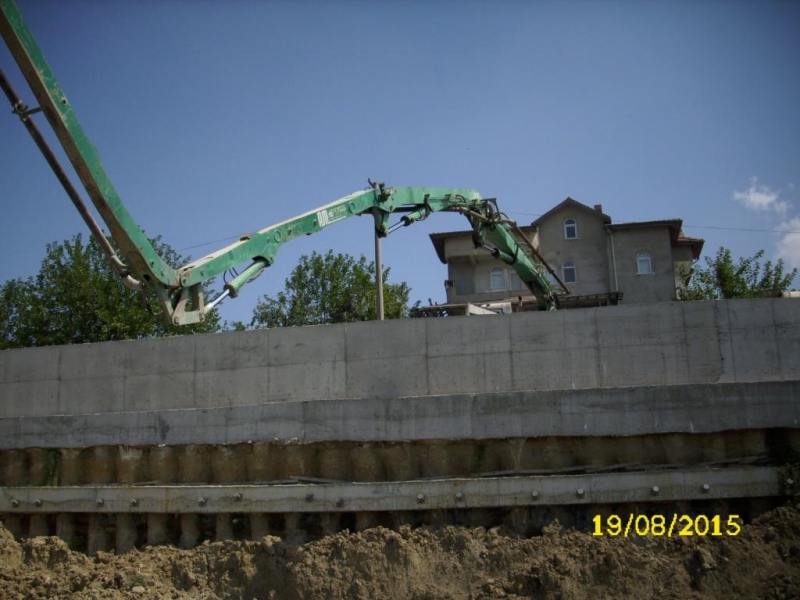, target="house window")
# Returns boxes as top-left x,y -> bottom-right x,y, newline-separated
562,261 -> 577,283
490,267 -> 505,290
564,218 -> 578,239
637,251 -> 653,275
